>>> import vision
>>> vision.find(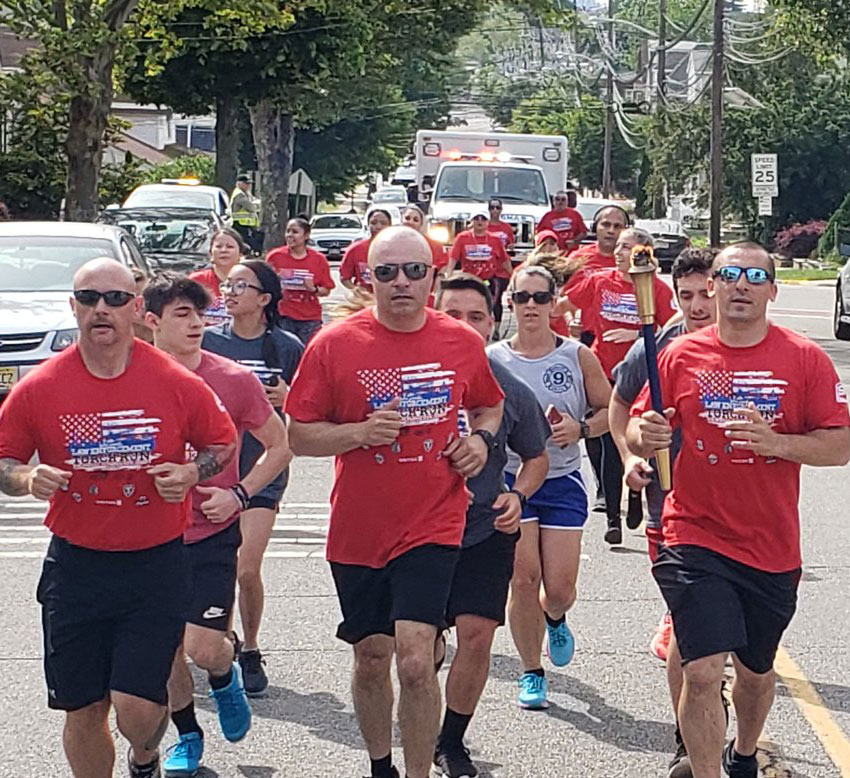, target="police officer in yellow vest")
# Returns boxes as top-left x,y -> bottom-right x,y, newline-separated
231,174 -> 262,254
